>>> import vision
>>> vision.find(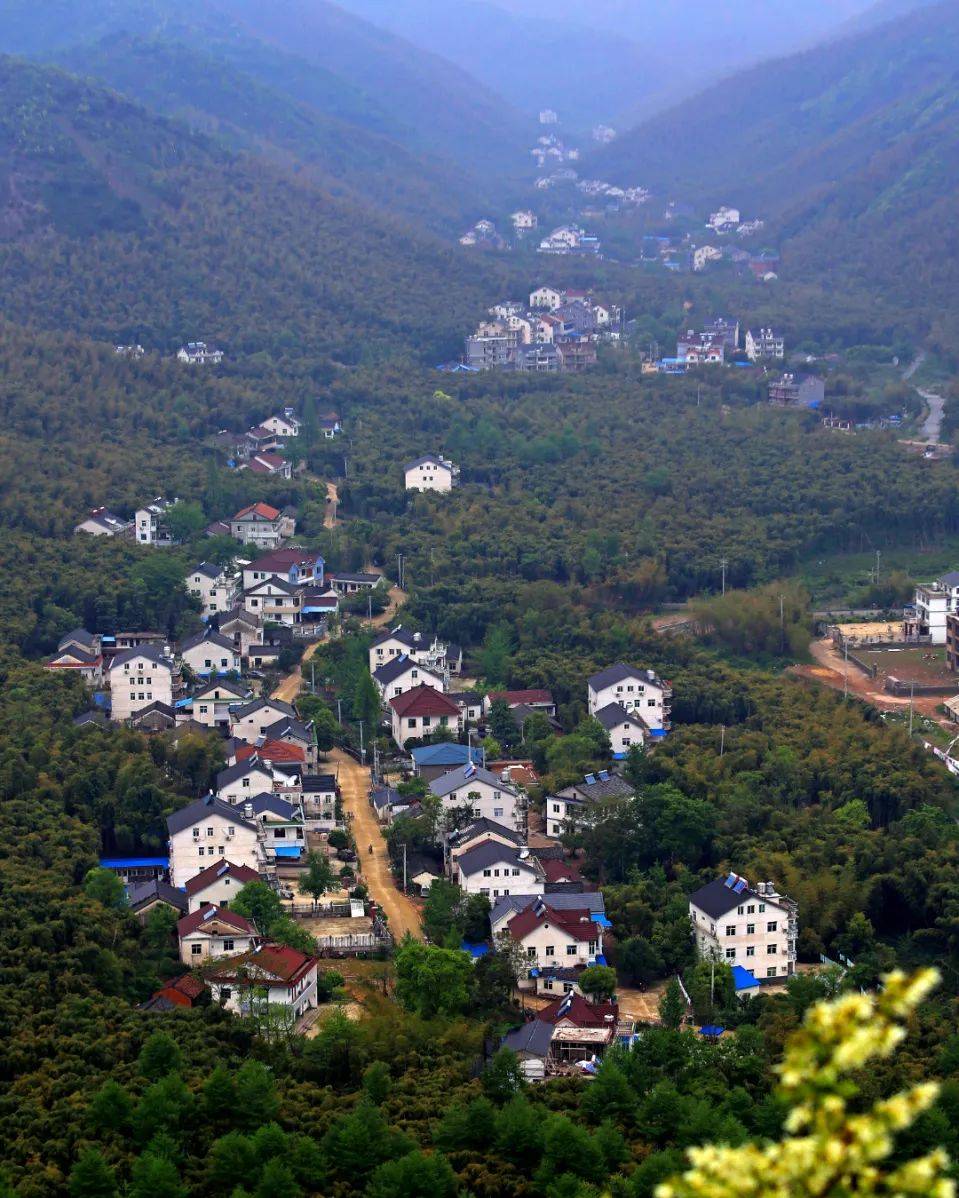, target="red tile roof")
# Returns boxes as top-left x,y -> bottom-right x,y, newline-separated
237,739 -> 306,765
249,454 -> 287,474
540,858 -> 584,884
389,684 -> 461,719
507,903 -> 596,943
488,690 -> 554,707
539,993 -> 618,1027
183,860 -> 260,897
177,905 -> 256,937
205,942 -> 316,986
249,548 -> 319,572
234,502 -> 280,521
